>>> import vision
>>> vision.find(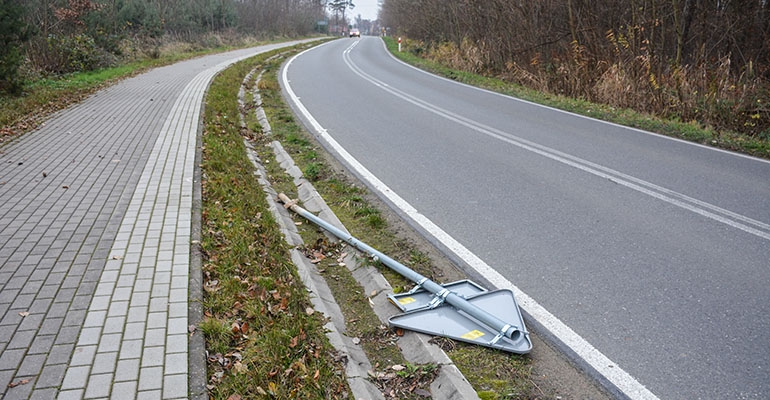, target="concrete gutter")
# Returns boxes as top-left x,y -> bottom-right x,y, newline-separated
239,65 -> 479,399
